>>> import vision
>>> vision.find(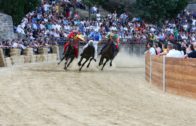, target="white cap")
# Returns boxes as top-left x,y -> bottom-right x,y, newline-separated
89,40 -> 94,43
